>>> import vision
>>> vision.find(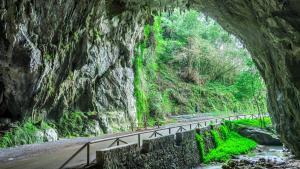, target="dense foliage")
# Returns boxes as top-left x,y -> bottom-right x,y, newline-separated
134,10 -> 267,123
